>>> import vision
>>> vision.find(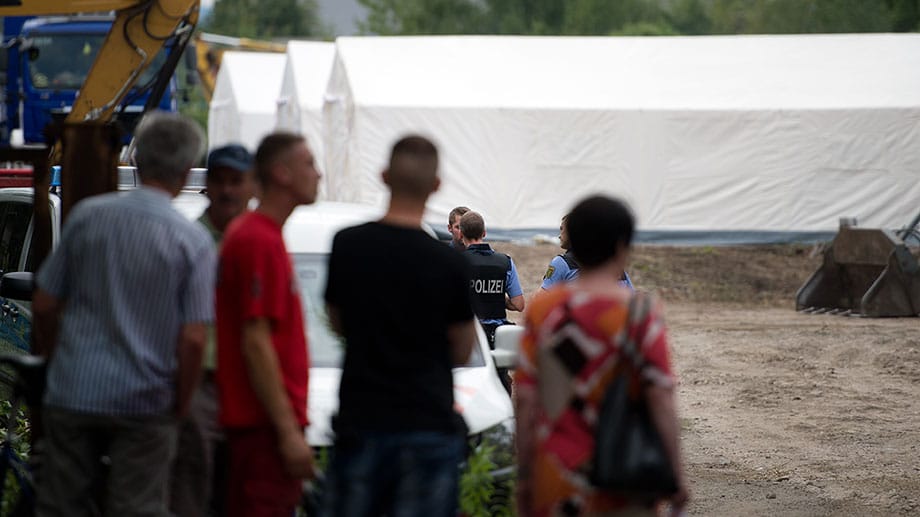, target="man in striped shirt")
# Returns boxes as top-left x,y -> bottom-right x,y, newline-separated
33,112 -> 216,516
